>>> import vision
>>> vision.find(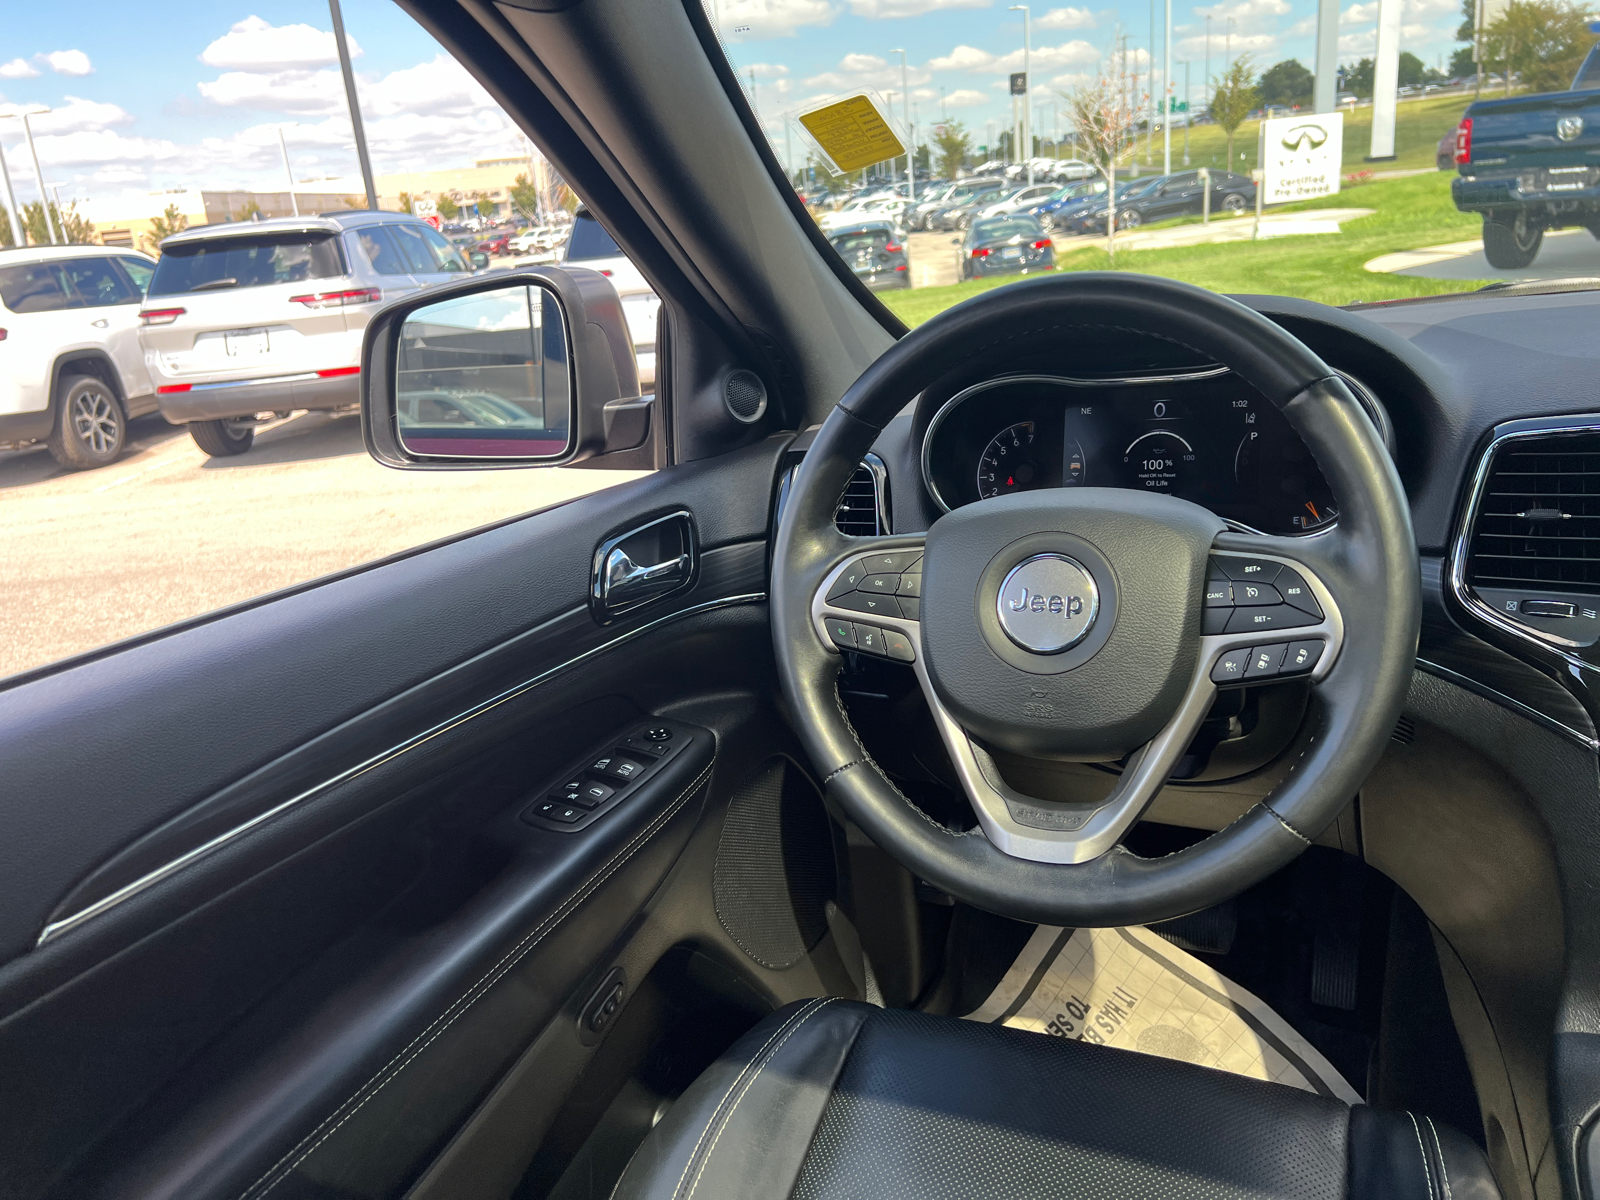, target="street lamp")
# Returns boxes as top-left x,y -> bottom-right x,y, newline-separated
278,125 -> 299,216
0,123 -> 24,248
1163,0 -> 1172,174
1205,16 -> 1212,110
1181,61 -> 1192,163
327,0 -> 377,210
1010,5 -> 1033,185
893,48 -> 915,202
9,109 -> 60,244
